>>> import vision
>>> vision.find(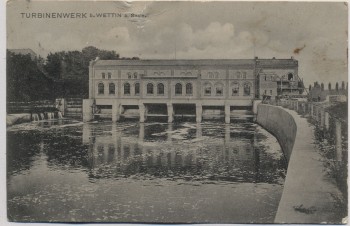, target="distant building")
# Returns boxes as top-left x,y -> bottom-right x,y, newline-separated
8,48 -> 37,60
84,57 -> 303,123
309,82 -> 348,102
